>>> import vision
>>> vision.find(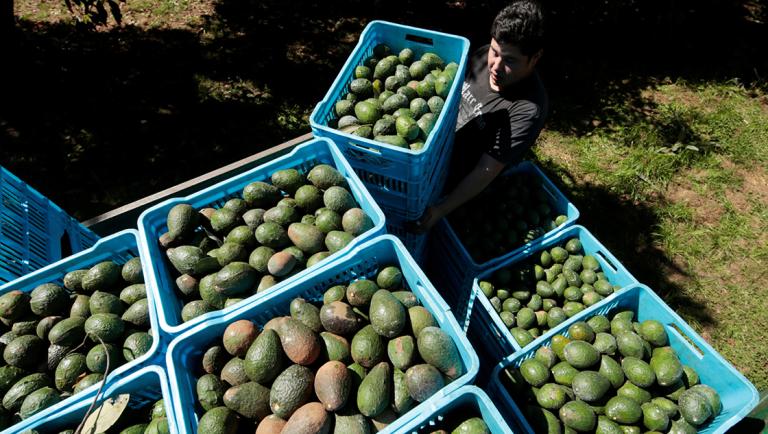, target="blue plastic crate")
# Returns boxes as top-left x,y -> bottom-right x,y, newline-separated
393,385 -> 515,433
487,284 -> 759,434
0,166 -> 100,284
166,235 -> 479,434
383,207 -> 428,264
137,137 -> 386,337
310,20 -> 470,219
467,225 -> 639,372
427,161 -> 580,329
7,365 -> 175,434
0,230 -> 162,433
